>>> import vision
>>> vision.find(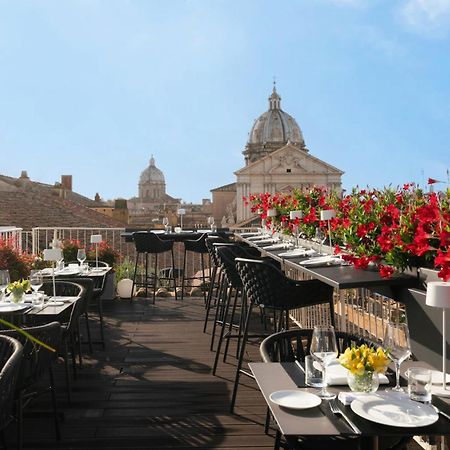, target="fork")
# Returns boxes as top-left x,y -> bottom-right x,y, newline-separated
329,400 -> 361,434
